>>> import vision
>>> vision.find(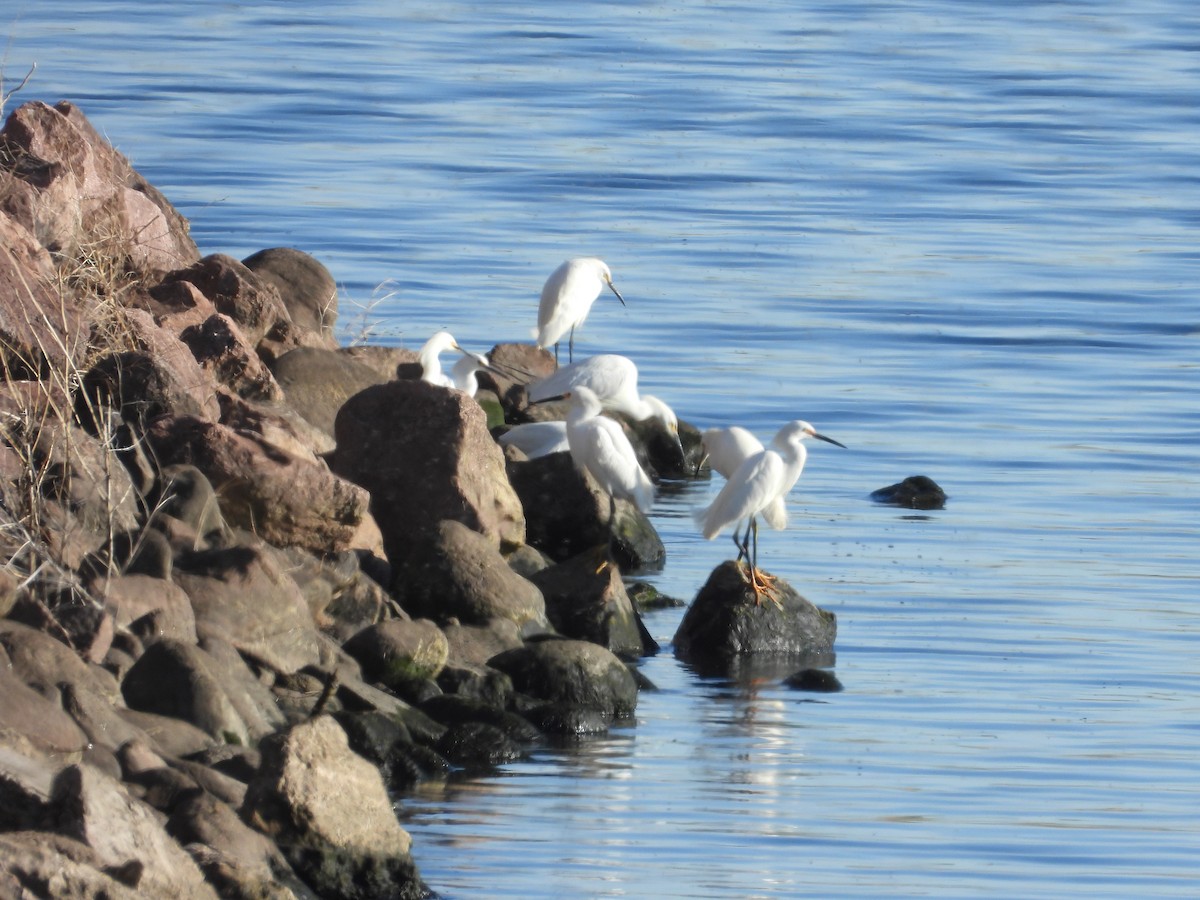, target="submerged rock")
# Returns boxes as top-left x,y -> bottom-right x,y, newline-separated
673,561 -> 837,674
870,474 -> 947,510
